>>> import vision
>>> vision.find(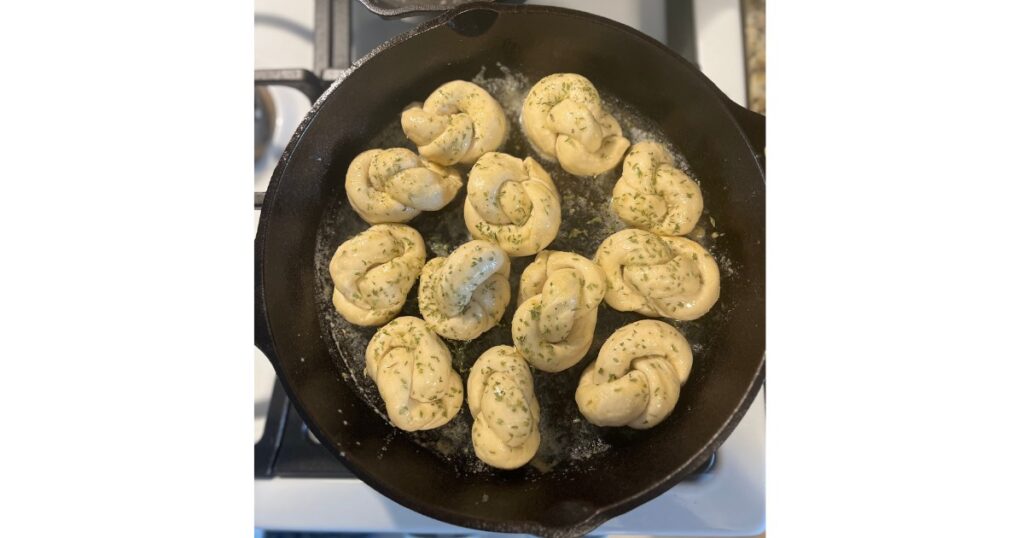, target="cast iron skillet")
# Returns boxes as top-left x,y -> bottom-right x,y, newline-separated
255,3 -> 765,536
